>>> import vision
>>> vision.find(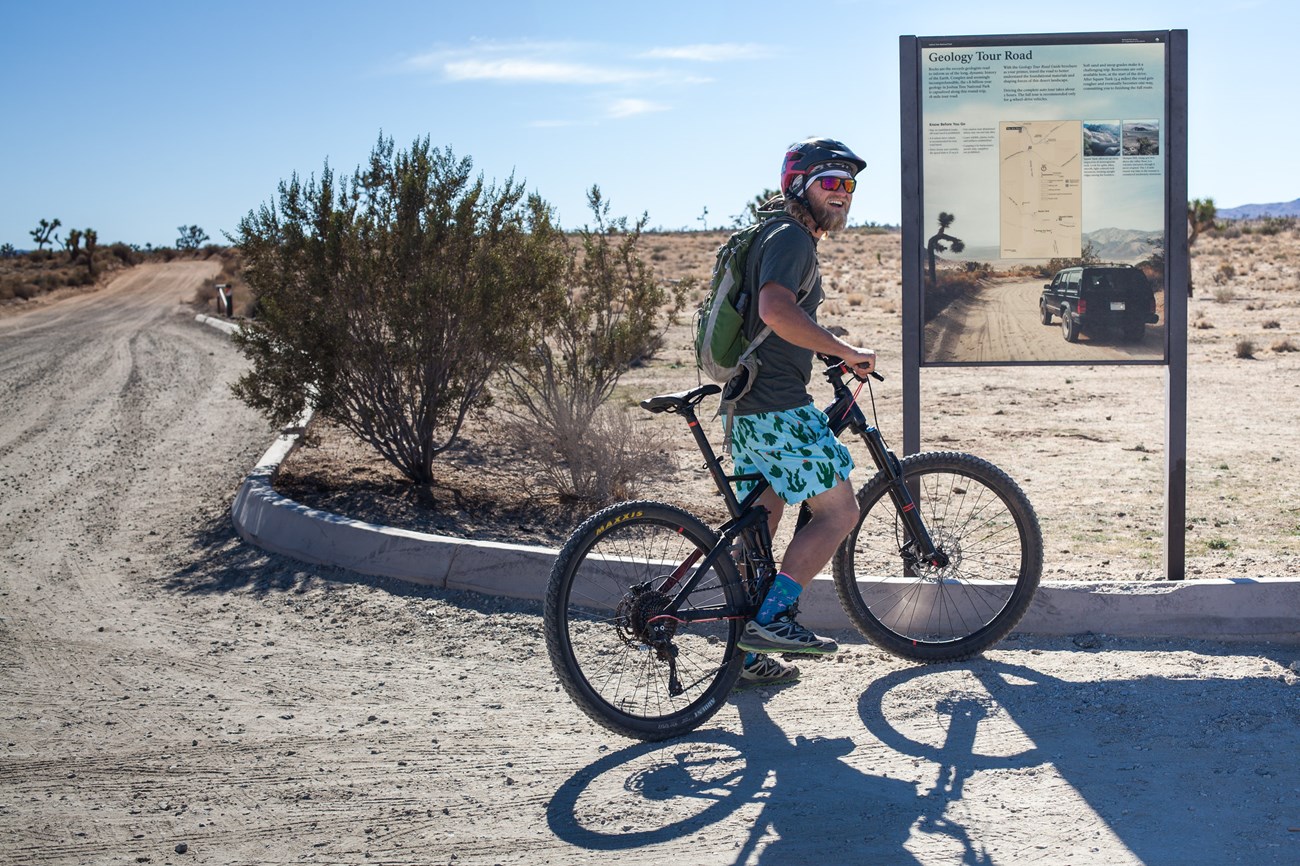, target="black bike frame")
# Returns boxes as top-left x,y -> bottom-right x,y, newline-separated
654,362 -> 947,625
